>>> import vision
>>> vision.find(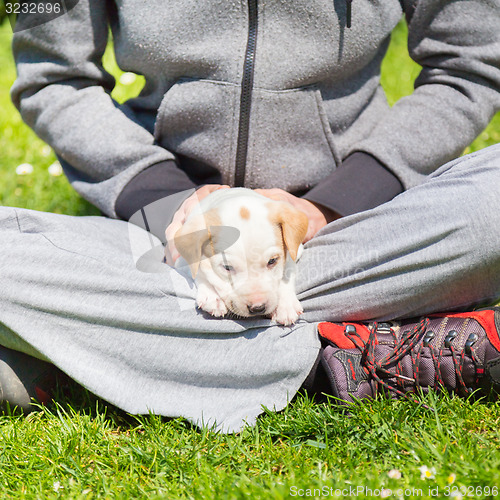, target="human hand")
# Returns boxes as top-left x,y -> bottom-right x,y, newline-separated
254,188 -> 340,242
165,184 -> 230,265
